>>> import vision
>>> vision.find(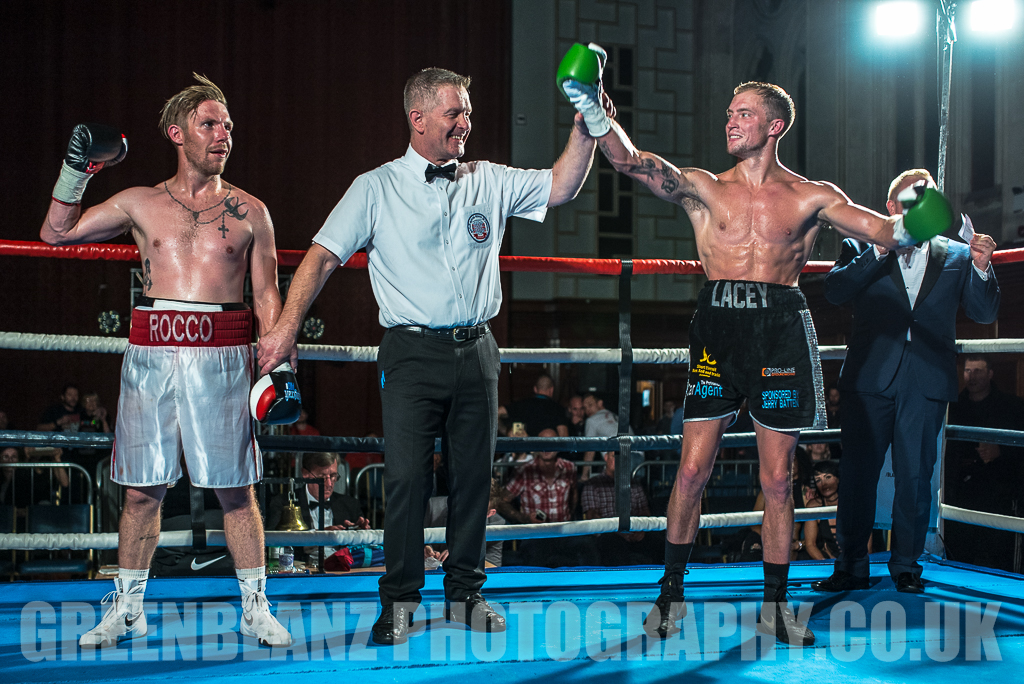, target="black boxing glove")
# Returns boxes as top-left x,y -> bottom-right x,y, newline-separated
249,363 -> 303,425
52,123 -> 128,205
